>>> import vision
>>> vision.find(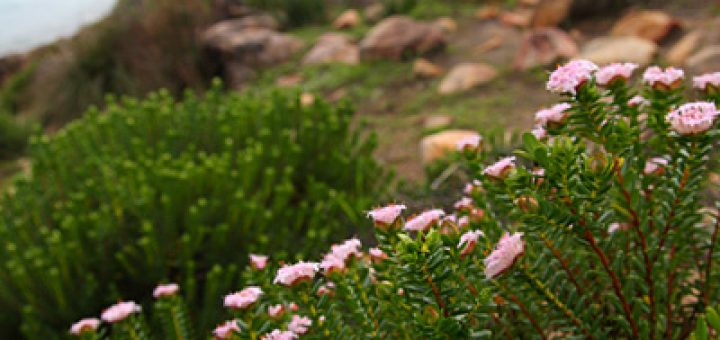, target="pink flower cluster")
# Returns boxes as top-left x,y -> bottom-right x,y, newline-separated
643,157 -> 668,175
274,261 -> 320,286
463,180 -> 482,195
456,133 -> 482,151
369,247 -> 388,262
262,329 -> 298,340
694,72 -> 720,91
642,66 -> 684,89
320,238 -> 362,273
484,232 -> 524,279
666,102 -> 719,135
70,318 -> 100,335
458,230 -> 484,257
628,95 -> 650,107
101,301 -> 142,323
546,60 -> 598,94
531,126 -> 547,140
287,315 -> 312,334
595,63 -> 638,86
367,204 -> 406,226
224,286 -> 263,310
534,103 -> 572,126
250,254 -> 269,270
268,304 -> 285,318
214,320 -> 241,339
483,156 -> 516,179
404,209 -> 445,232
153,283 -> 179,298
